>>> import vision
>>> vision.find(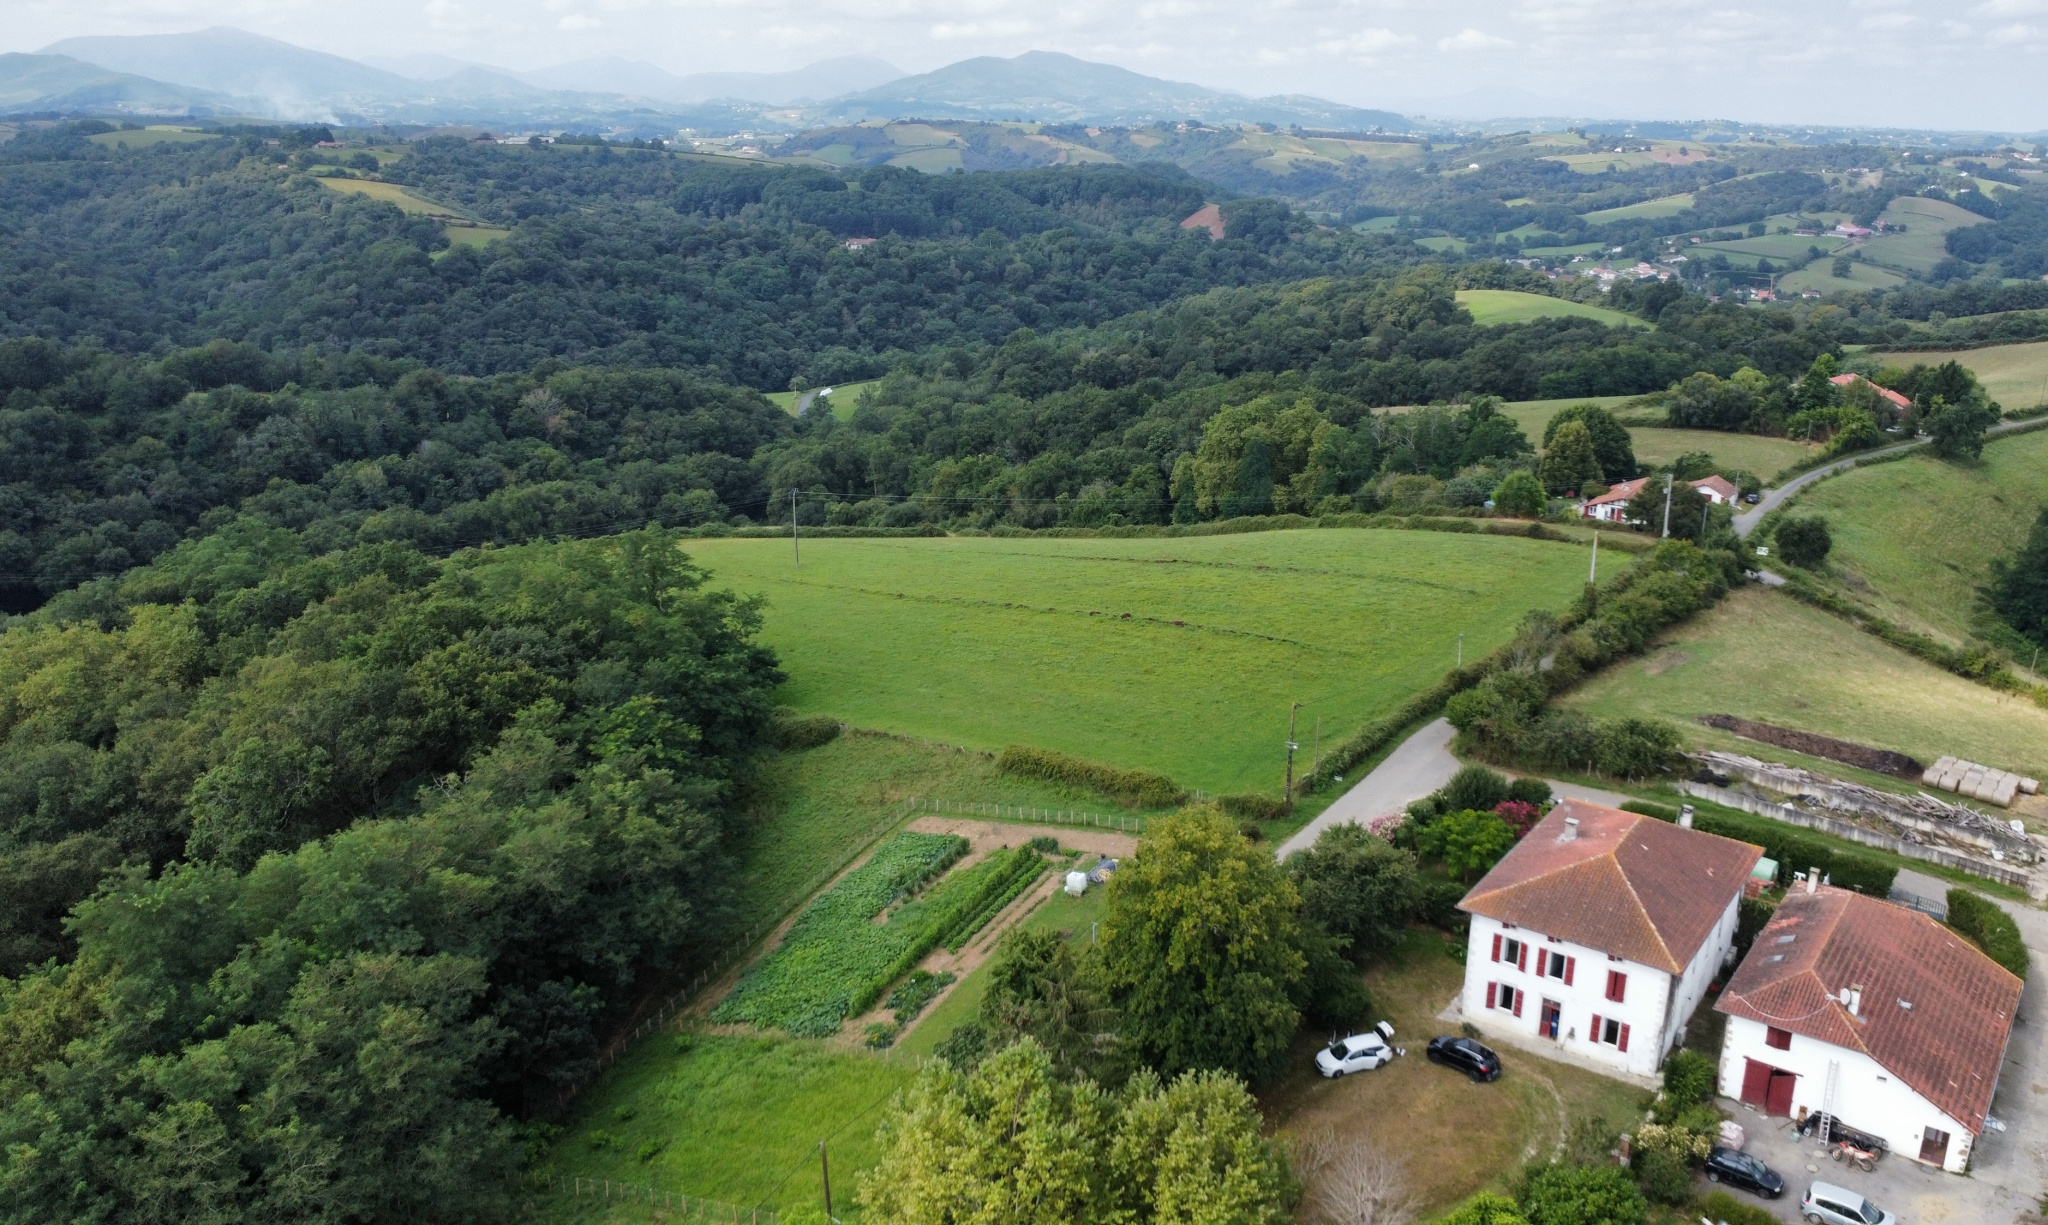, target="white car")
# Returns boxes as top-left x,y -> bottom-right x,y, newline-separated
1801,1182 -> 1894,1225
1315,1022 -> 1399,1077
